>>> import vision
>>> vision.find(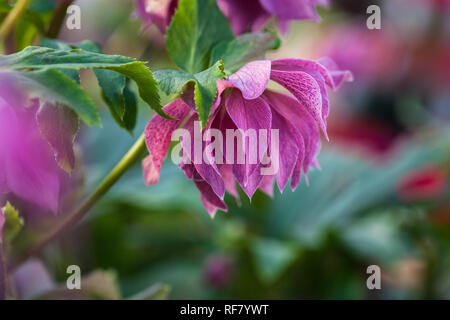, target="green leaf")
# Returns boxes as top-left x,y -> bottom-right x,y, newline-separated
0,46 -> 135,69
1,202 -> 24,243
75,41 -> 136,132
250,238 -> 299,284
80,270 -> 121,300
210,31 -> 281,73
154,60 -> 226,126
122,83 -> 138,132
40,39 -> 139,132
0,46 -> 168,122
166,0 -> 234,73
5,69 -> 100,125
40,38 -> 80,83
